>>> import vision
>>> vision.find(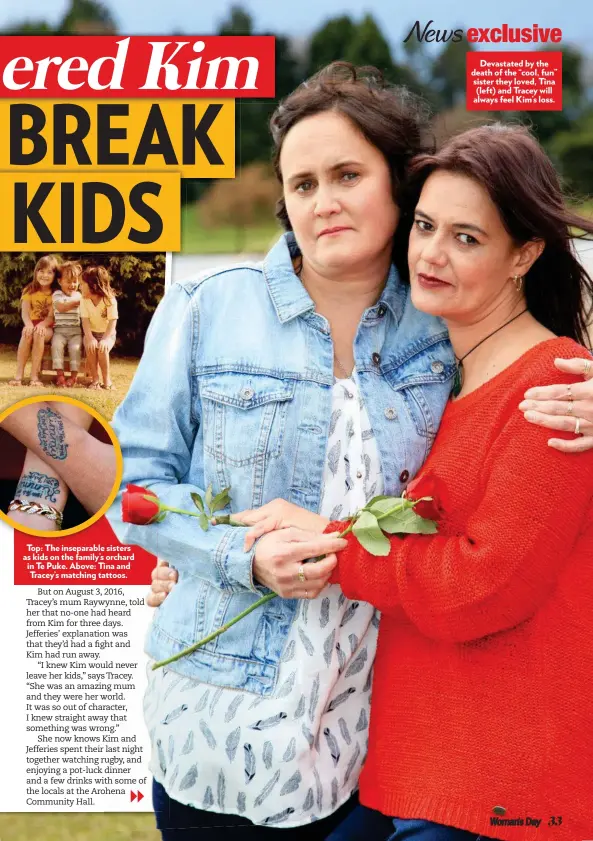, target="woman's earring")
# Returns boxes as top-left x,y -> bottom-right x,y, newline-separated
512,274 -> 524,293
